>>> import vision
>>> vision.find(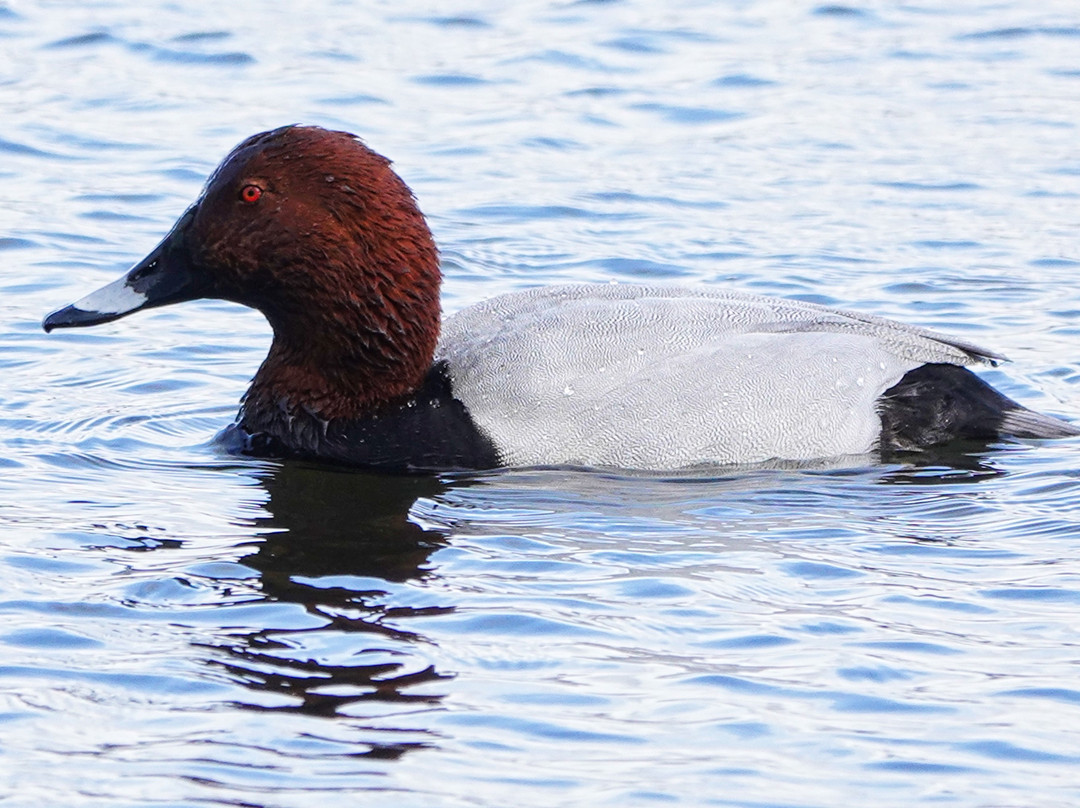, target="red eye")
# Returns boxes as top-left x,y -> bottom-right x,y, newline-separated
239,184 -> 263,204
